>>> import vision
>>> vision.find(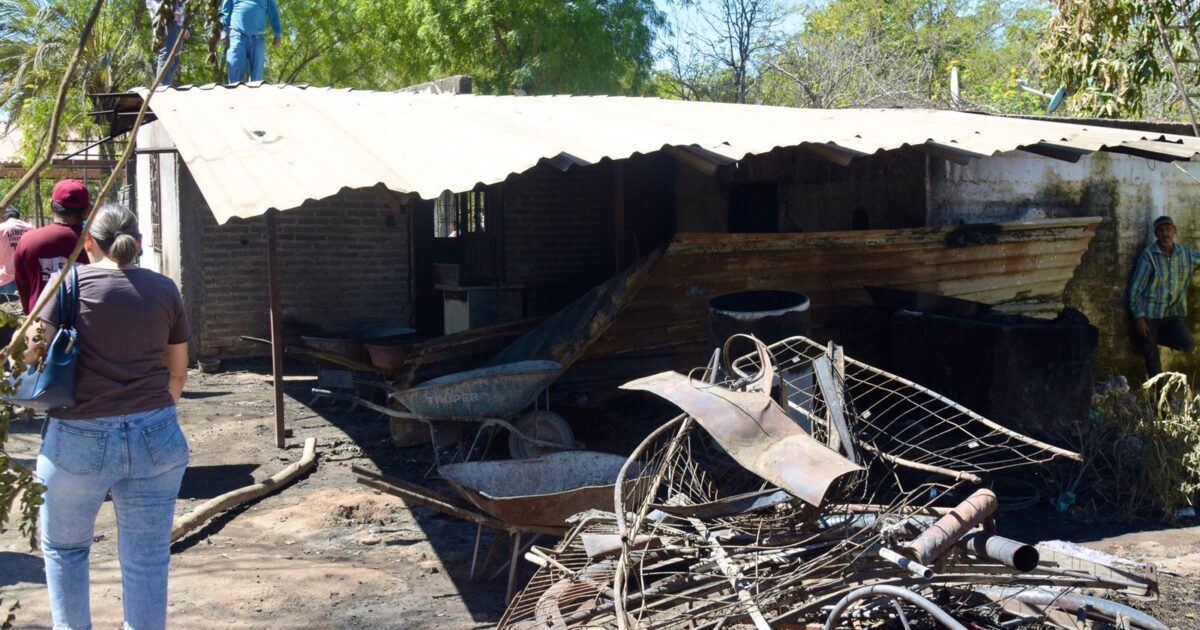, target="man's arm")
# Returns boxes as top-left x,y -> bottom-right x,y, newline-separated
267,0 -> 282,43
1130,249 -> 1153,337
220,0 -> 232,29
